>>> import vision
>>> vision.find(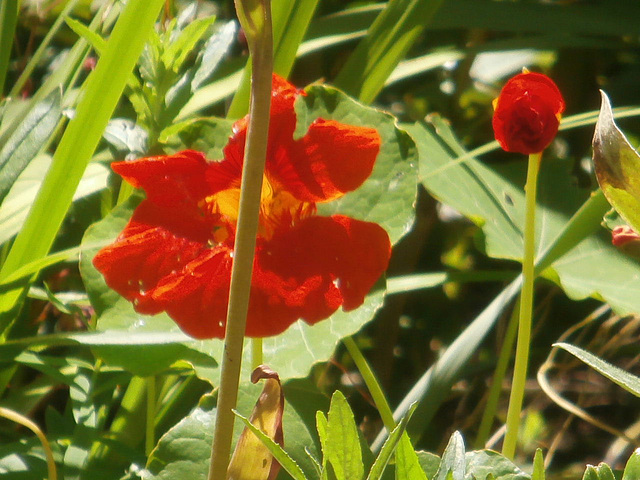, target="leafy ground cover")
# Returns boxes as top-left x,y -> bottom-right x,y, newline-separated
1,1 -> 640,479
